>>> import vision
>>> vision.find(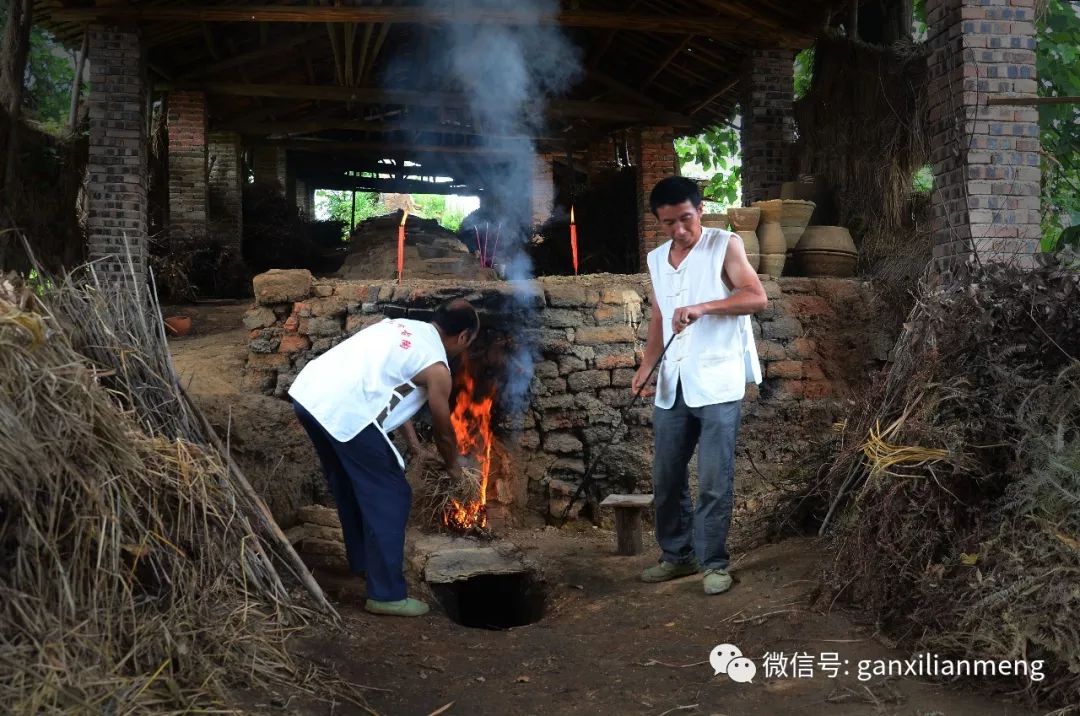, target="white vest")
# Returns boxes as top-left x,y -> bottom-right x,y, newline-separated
289,318 -> 449,466
646,227 -> 762,409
